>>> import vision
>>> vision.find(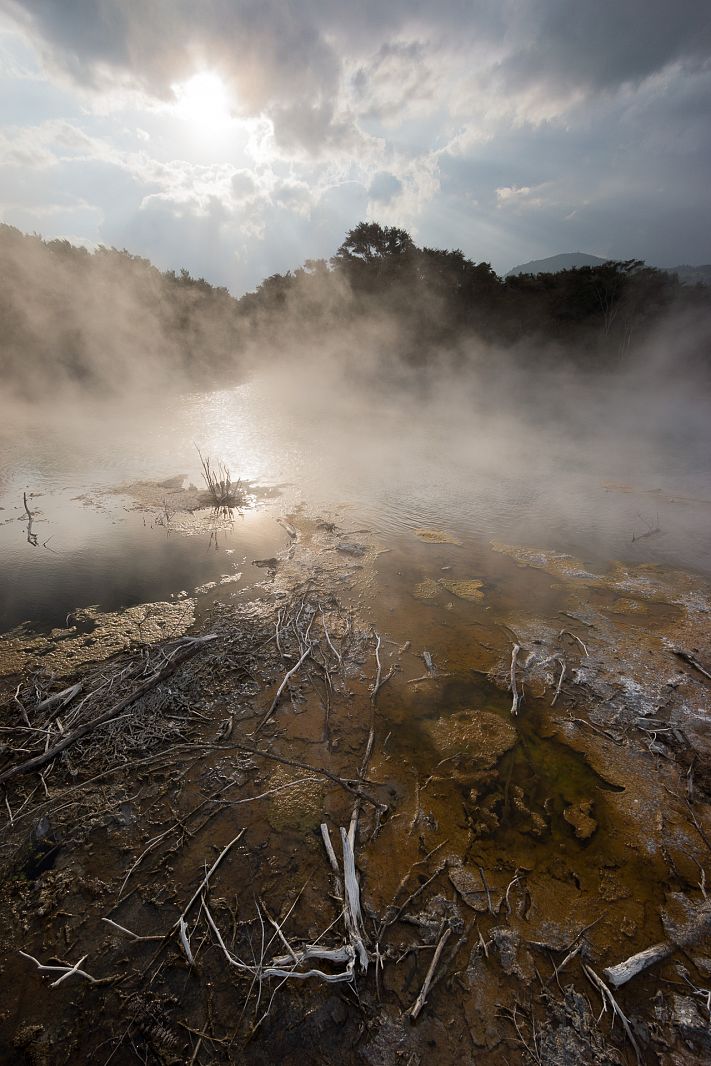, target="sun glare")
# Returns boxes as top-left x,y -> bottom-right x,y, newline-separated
173,71 -> 233,134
